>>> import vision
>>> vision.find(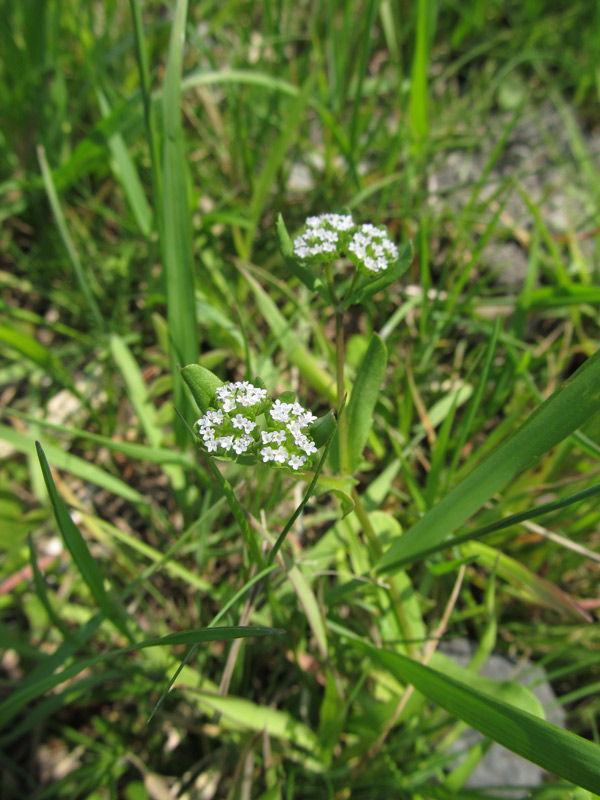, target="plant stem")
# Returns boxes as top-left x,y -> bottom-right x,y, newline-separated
335,308 -> 349,474
327,261 -> 349,474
